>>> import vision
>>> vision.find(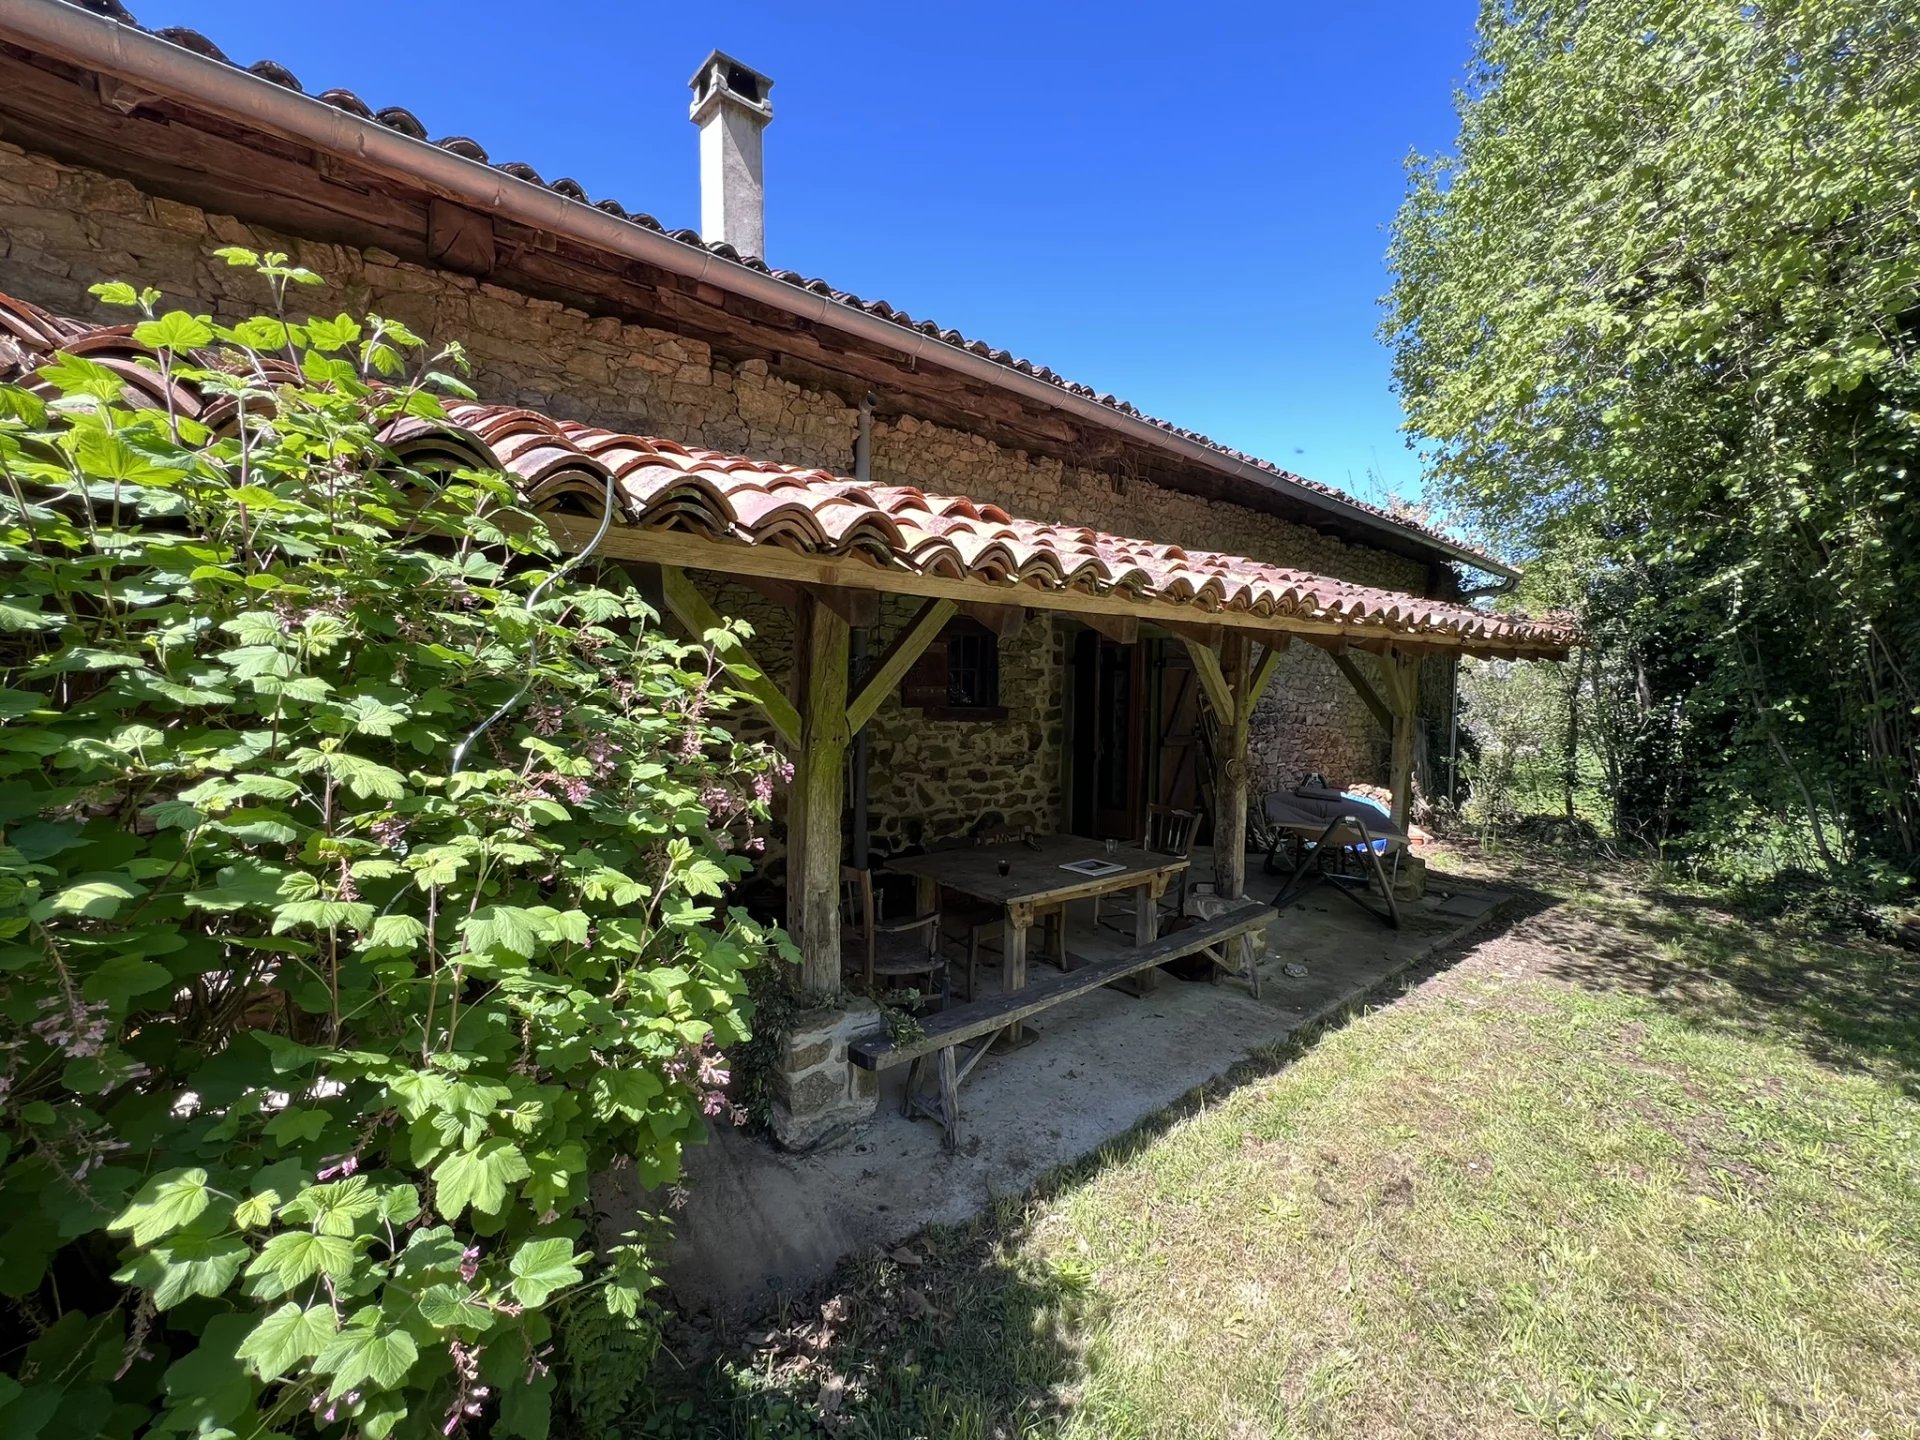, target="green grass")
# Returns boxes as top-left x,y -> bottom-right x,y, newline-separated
637,855 -> 1920,1439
